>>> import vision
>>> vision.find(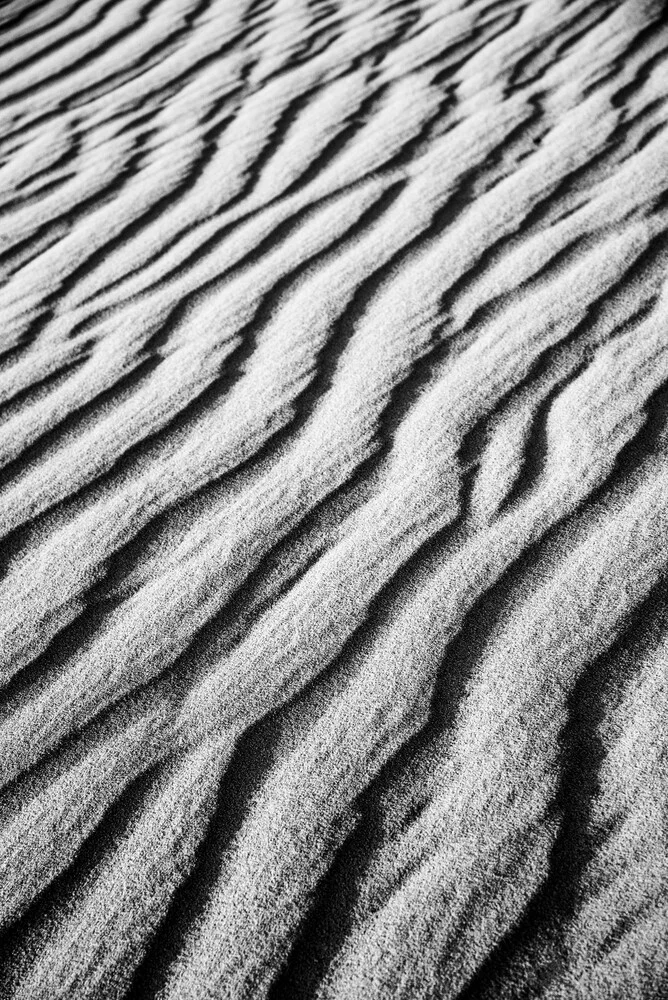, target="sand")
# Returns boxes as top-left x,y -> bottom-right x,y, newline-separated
0,0 -> 666,996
